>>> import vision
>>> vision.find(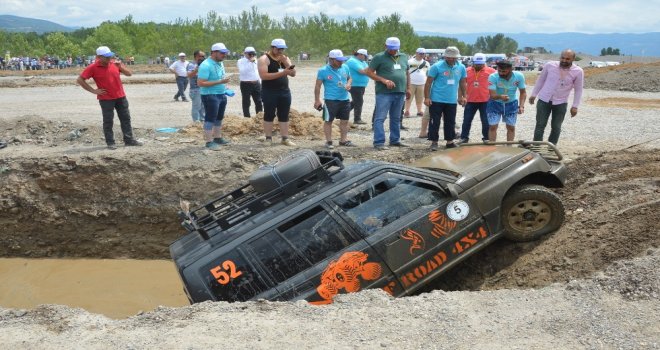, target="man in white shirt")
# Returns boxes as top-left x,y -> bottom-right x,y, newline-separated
237,46 -> 263,118
405,48 -> 429,117
169,52 -> 189,102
